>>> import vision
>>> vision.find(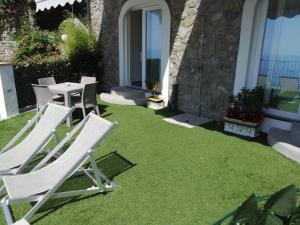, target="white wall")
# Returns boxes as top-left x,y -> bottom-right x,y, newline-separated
0,63 -> 19,119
